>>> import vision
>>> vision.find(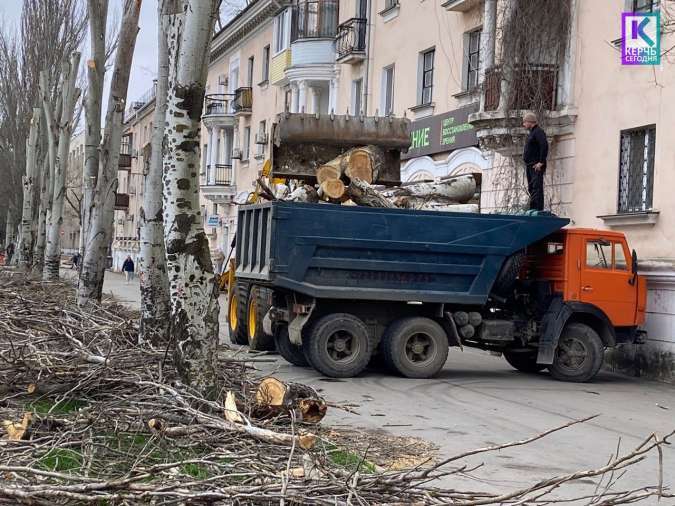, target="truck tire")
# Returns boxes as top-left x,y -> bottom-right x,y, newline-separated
247,286 -> 274,351
274,326 -> 309,367
306,313 -> 371,378
504,351 -> 547,373
228,282 -> 249,345
492,251 -> 526,297
382,317 -> 449,379
549,323 -> 604,382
